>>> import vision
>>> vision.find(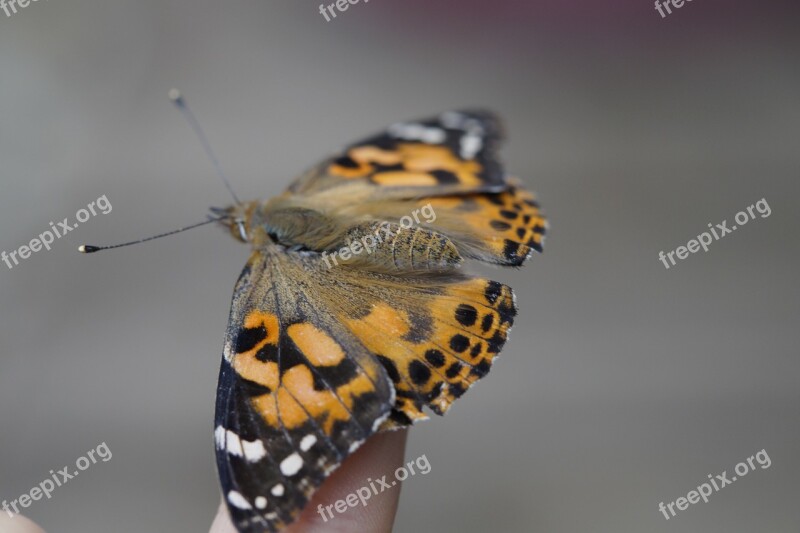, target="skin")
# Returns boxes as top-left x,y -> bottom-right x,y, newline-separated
0,513 -> 46,533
